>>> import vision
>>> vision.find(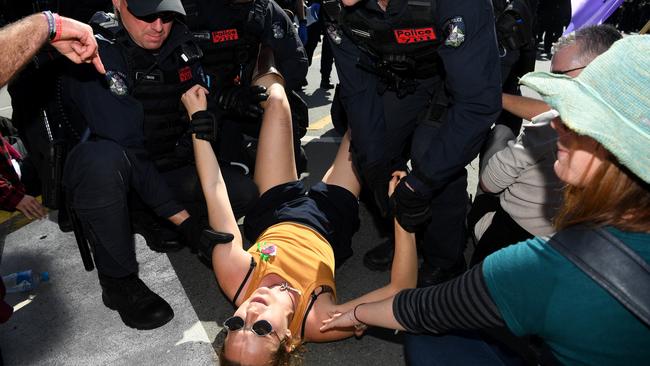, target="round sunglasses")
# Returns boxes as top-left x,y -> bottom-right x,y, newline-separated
223,316 -> 282,342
